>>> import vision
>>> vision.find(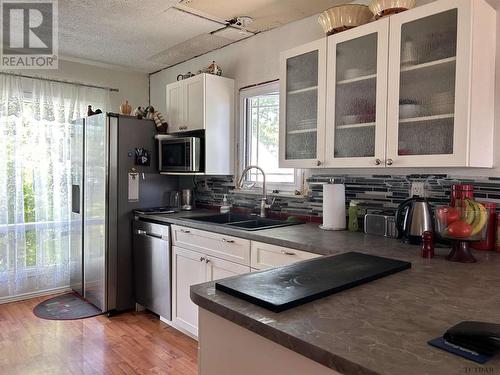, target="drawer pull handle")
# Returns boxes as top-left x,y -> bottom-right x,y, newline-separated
180,229 -> 191,233
281,250 -> 296,256
222,238 -> 235,243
